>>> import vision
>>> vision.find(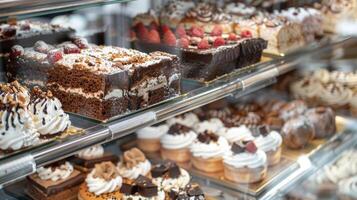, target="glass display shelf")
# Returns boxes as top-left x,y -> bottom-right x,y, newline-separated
0,0 -> 134,21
